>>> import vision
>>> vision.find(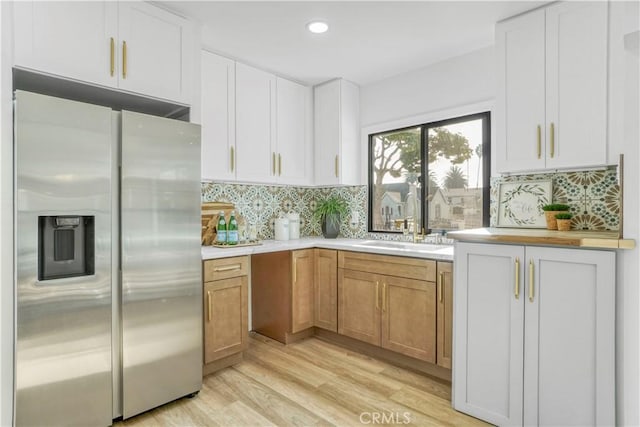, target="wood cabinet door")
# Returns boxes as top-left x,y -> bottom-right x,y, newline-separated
201,51 -> 236,181
338,269 -> 381,346
235,62 -> 276,183
276,78 -> 312,185
523,247 -> 615,426
204,276 -> 248,364
118,2 -> 193,103
495,8 -> 546,173
381,276 -> 436,363
453,242 -> 525,426
545,1 -> 608,169
13,1 -> 118,88
436,262 -> 453,369
314,249 -> 338,332
291,249 -> 314,333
